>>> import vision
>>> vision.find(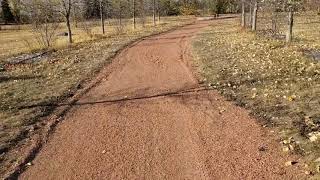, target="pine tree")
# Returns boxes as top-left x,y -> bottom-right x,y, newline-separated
1,0 -> 15,24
